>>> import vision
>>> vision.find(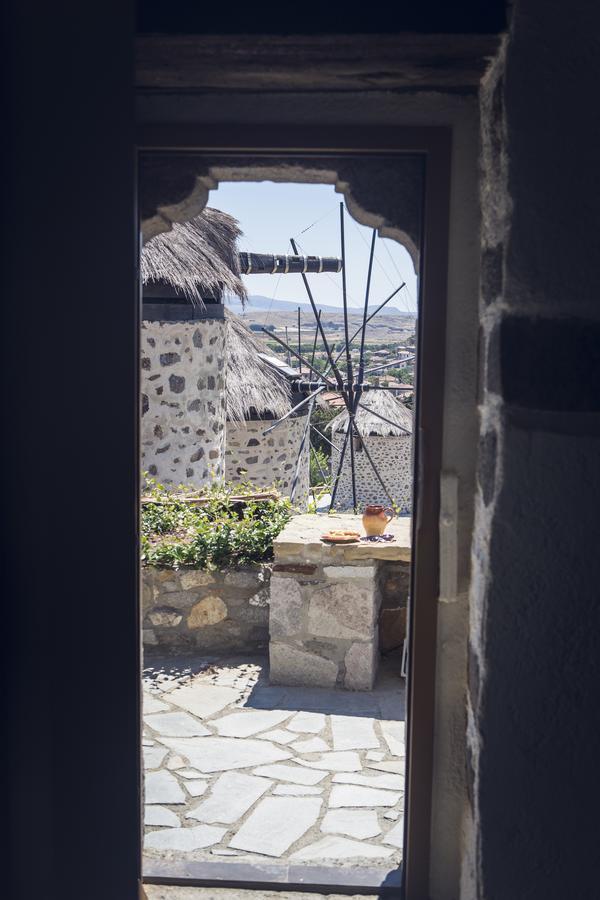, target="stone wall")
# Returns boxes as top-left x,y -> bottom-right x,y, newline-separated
225,415 -> 310,509
142,564 -> 270,653
331,433 -> 413,513
465,4 -> 600,897
141,318 -> 227,487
